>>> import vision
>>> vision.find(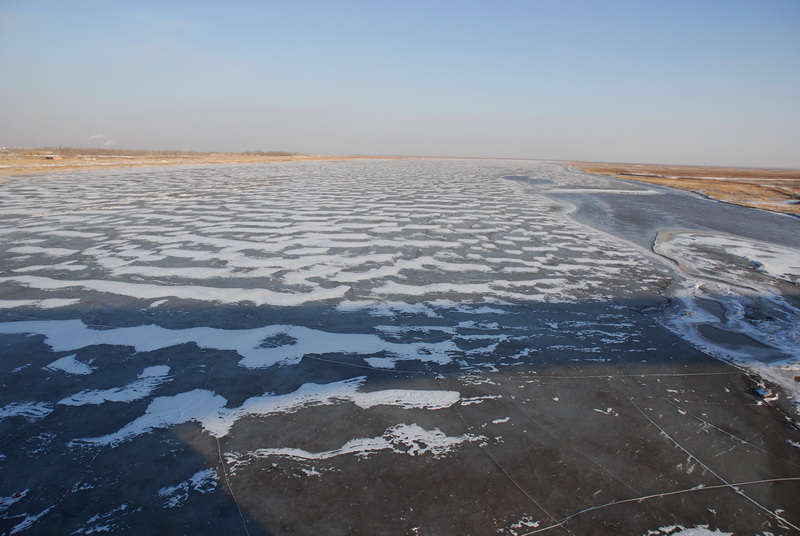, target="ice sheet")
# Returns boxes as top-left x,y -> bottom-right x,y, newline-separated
2,159 -> 798,533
